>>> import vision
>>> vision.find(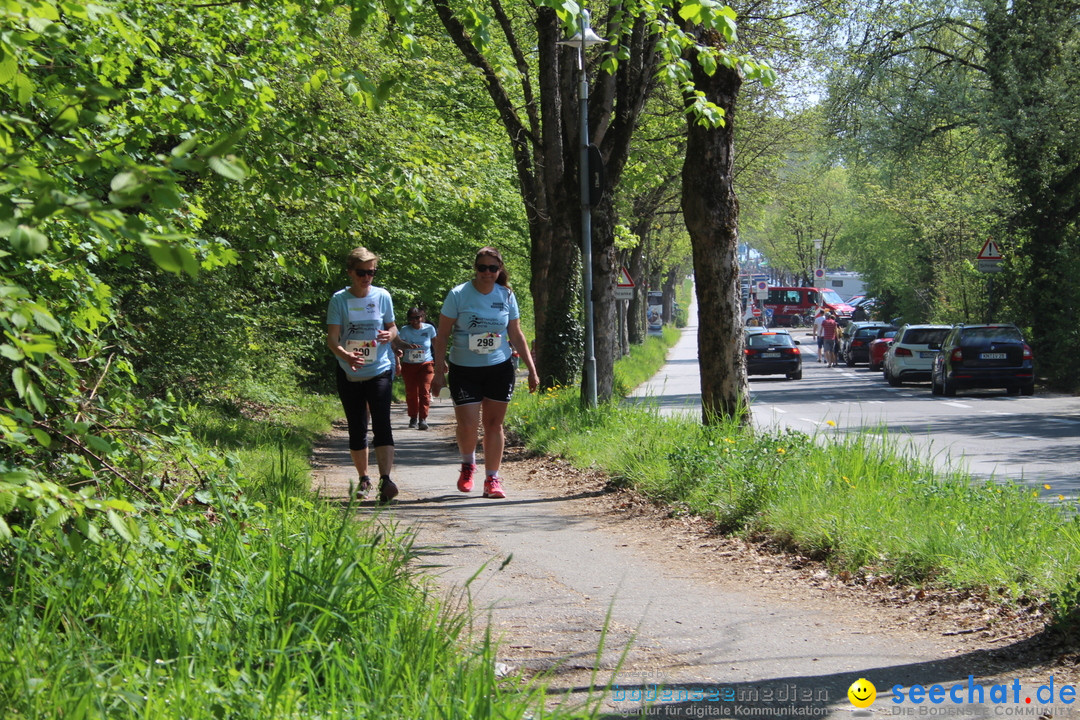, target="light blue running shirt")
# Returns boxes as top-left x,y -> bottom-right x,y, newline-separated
398,322 -> 436,364
441,281 -> 519,368
326,286 -> 396,380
